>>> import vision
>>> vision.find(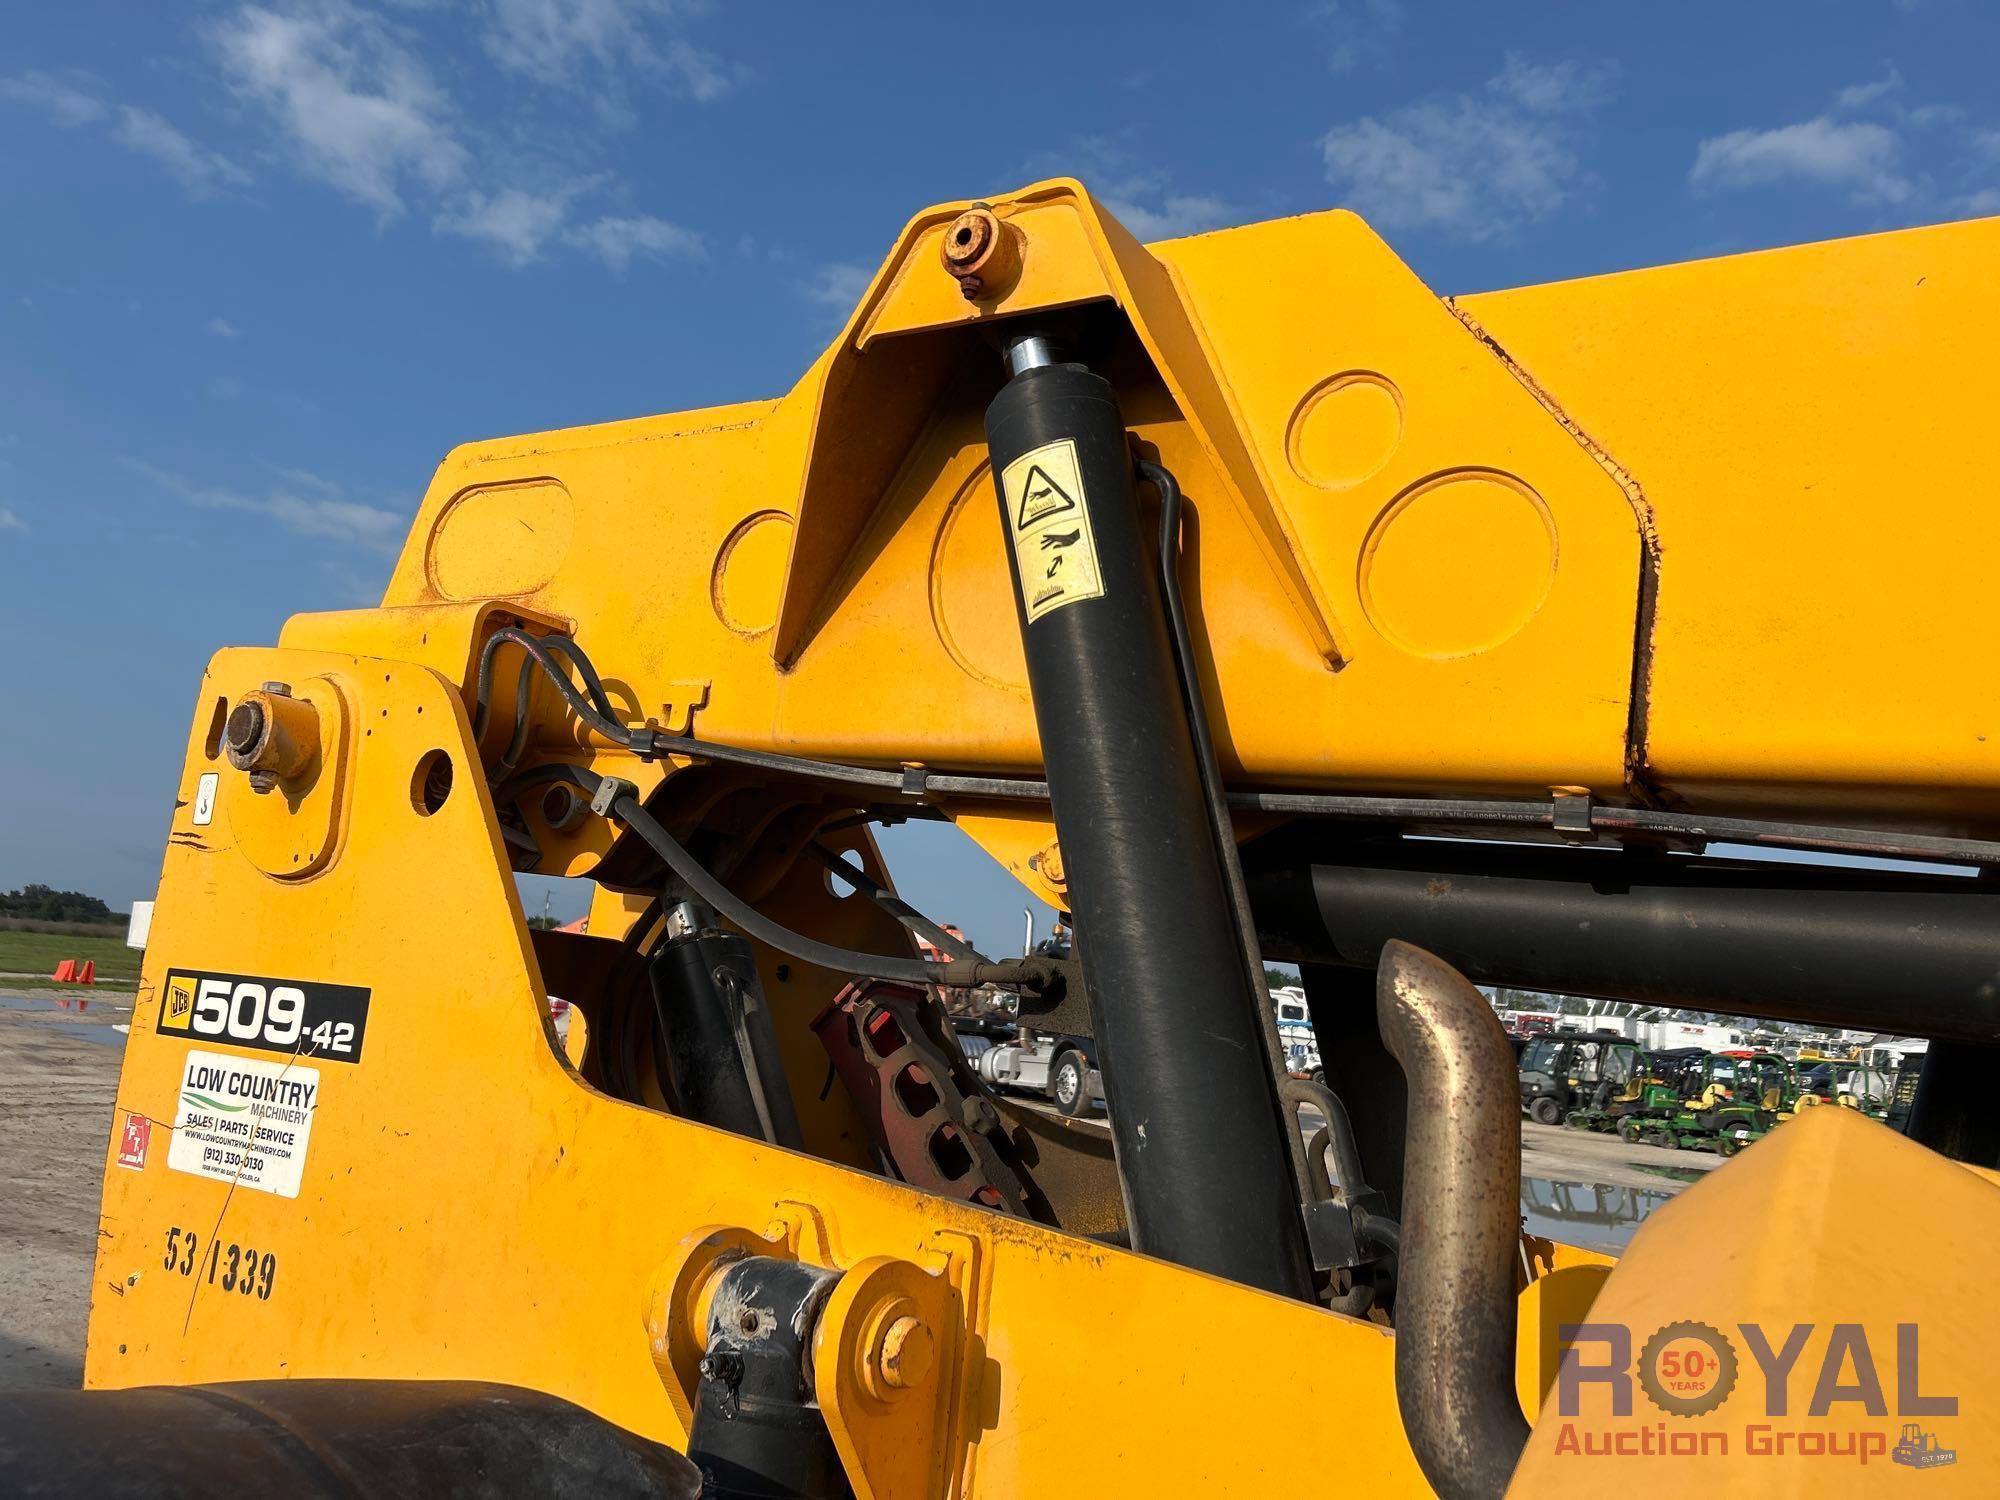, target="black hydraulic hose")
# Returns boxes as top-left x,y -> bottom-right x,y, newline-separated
474,628 -> 628,748
805,842 -> 986,962
504,764 -> 1058,993
1147,458 -> 1317,1207
1146,458 -> 1278,1002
